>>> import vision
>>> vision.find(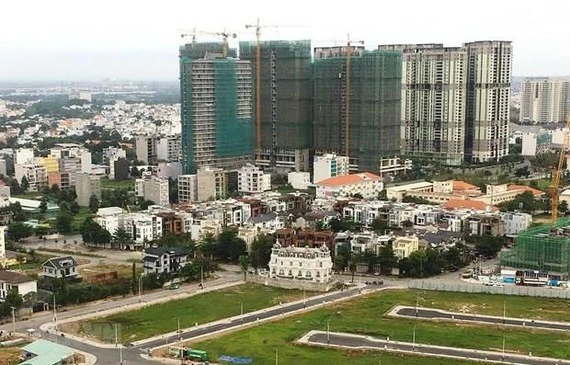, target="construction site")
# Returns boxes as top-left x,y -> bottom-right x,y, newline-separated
239,40 -> 313,172
501,218 -> 570,279
313,46 -> 402,172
